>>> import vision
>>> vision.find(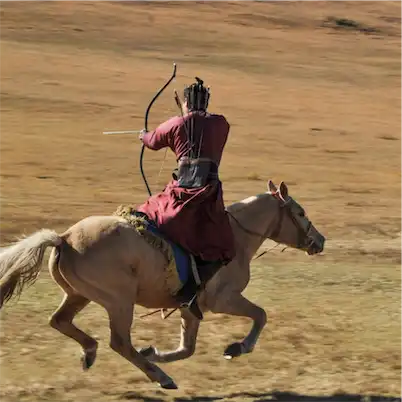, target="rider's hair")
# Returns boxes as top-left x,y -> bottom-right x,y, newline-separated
184,77 -> 210,111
